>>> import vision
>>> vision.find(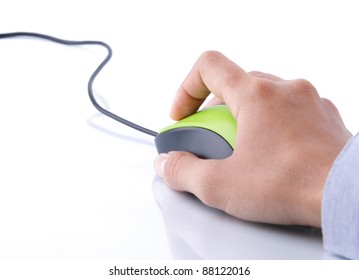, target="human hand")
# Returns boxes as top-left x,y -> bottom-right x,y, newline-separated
154,51 -> 352,227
